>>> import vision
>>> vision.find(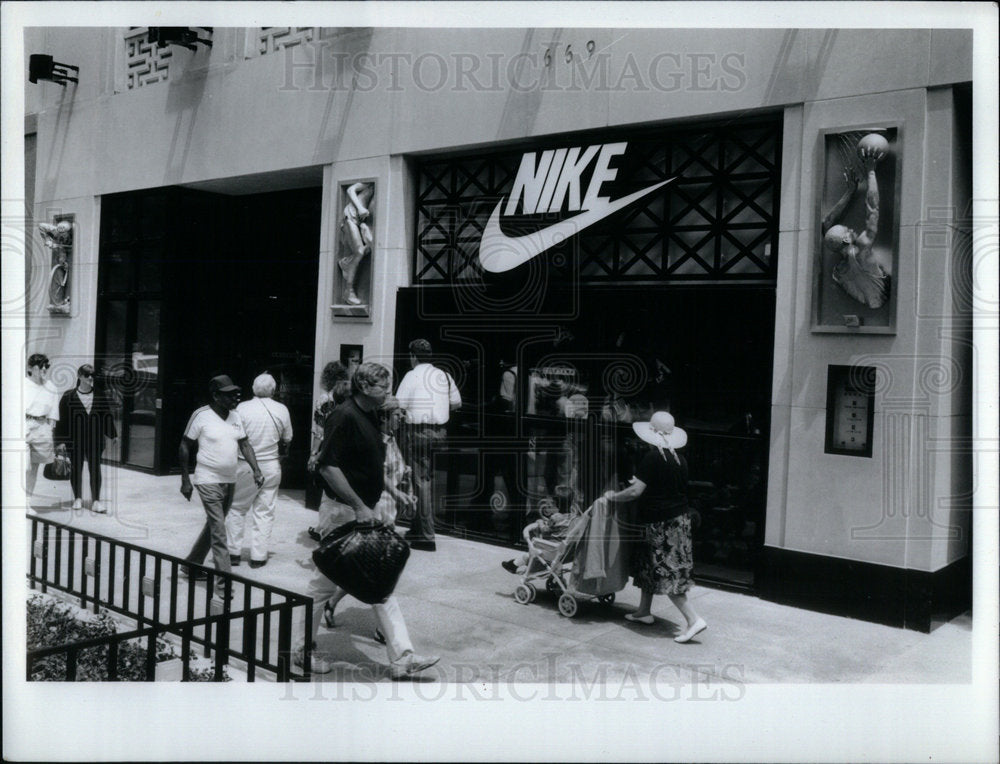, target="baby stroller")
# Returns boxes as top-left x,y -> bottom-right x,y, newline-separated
512,498 -> 628,618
